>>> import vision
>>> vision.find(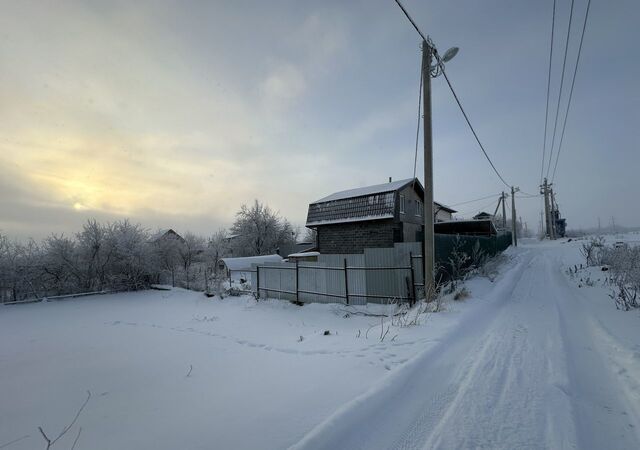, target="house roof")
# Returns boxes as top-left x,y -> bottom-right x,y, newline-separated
220,254 -> 283,271
312,178 -> 418,203
434,202 -> 456,214
306,179 -> 416,227
150,228 -> 185,243
306,178 -> 455,227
